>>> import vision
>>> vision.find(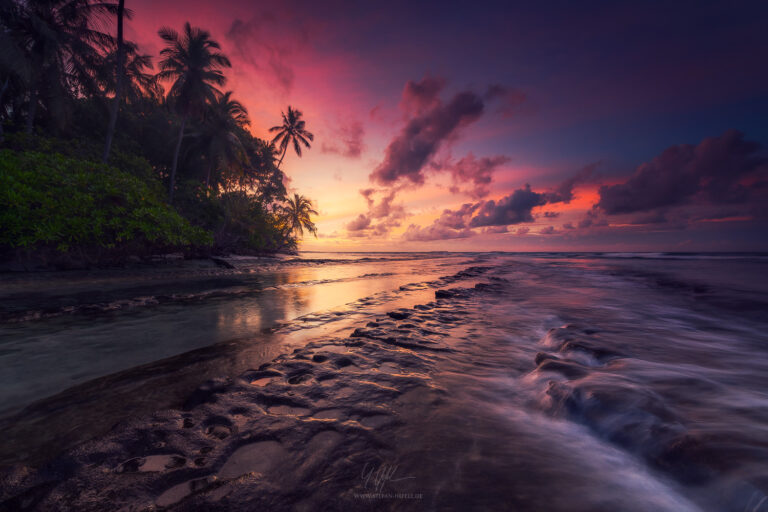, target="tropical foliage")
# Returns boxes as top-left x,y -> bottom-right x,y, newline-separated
283,193 -> 318,237
269,106 -> 314,169
157,21 -> 231,203
0,150 -> 211,266
0,1 -> 318,267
